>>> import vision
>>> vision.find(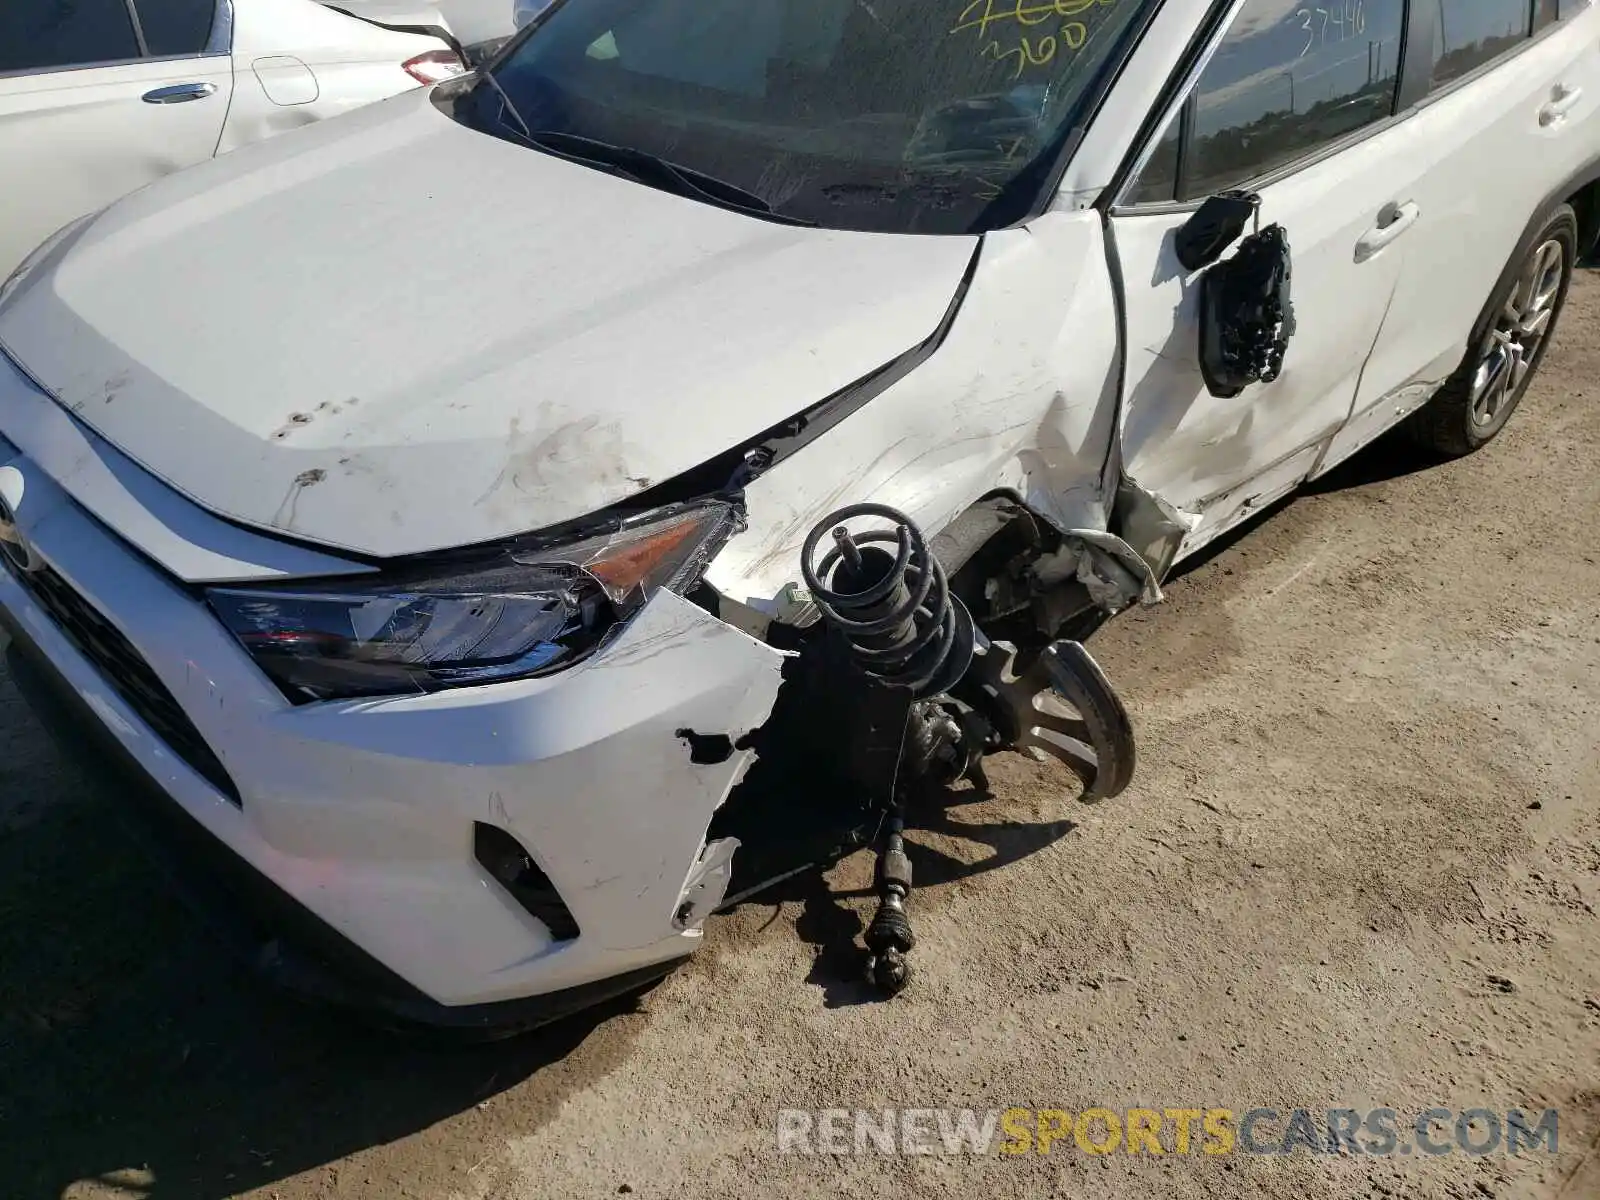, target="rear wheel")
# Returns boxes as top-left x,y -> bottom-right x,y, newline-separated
1407,203 -> 1577,456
